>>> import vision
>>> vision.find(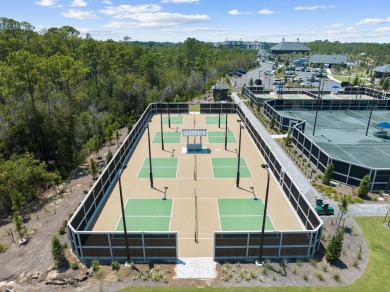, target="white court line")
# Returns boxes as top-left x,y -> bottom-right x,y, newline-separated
374,147 -> 390,157
124,215 -> 171,218
321,116 -> 342,128
169,199 -> 174,231
216,199 -> 222,231
333,144 -> 364,165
